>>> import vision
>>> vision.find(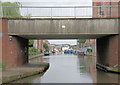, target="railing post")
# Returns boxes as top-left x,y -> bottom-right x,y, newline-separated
51,8 -> 52,18
74,7 -> 76,18
27,8 -> 28,18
